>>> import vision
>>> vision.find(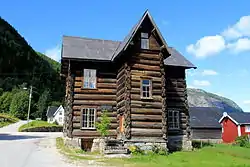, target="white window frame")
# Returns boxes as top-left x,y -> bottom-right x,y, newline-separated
141,79 -> 152,99
168,109 -> 180,130
245,125 -> 250,132
141,32 -> 149,49
59,117 -> 62,122
81,108 -> 96,129
83,69 -> 96,89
